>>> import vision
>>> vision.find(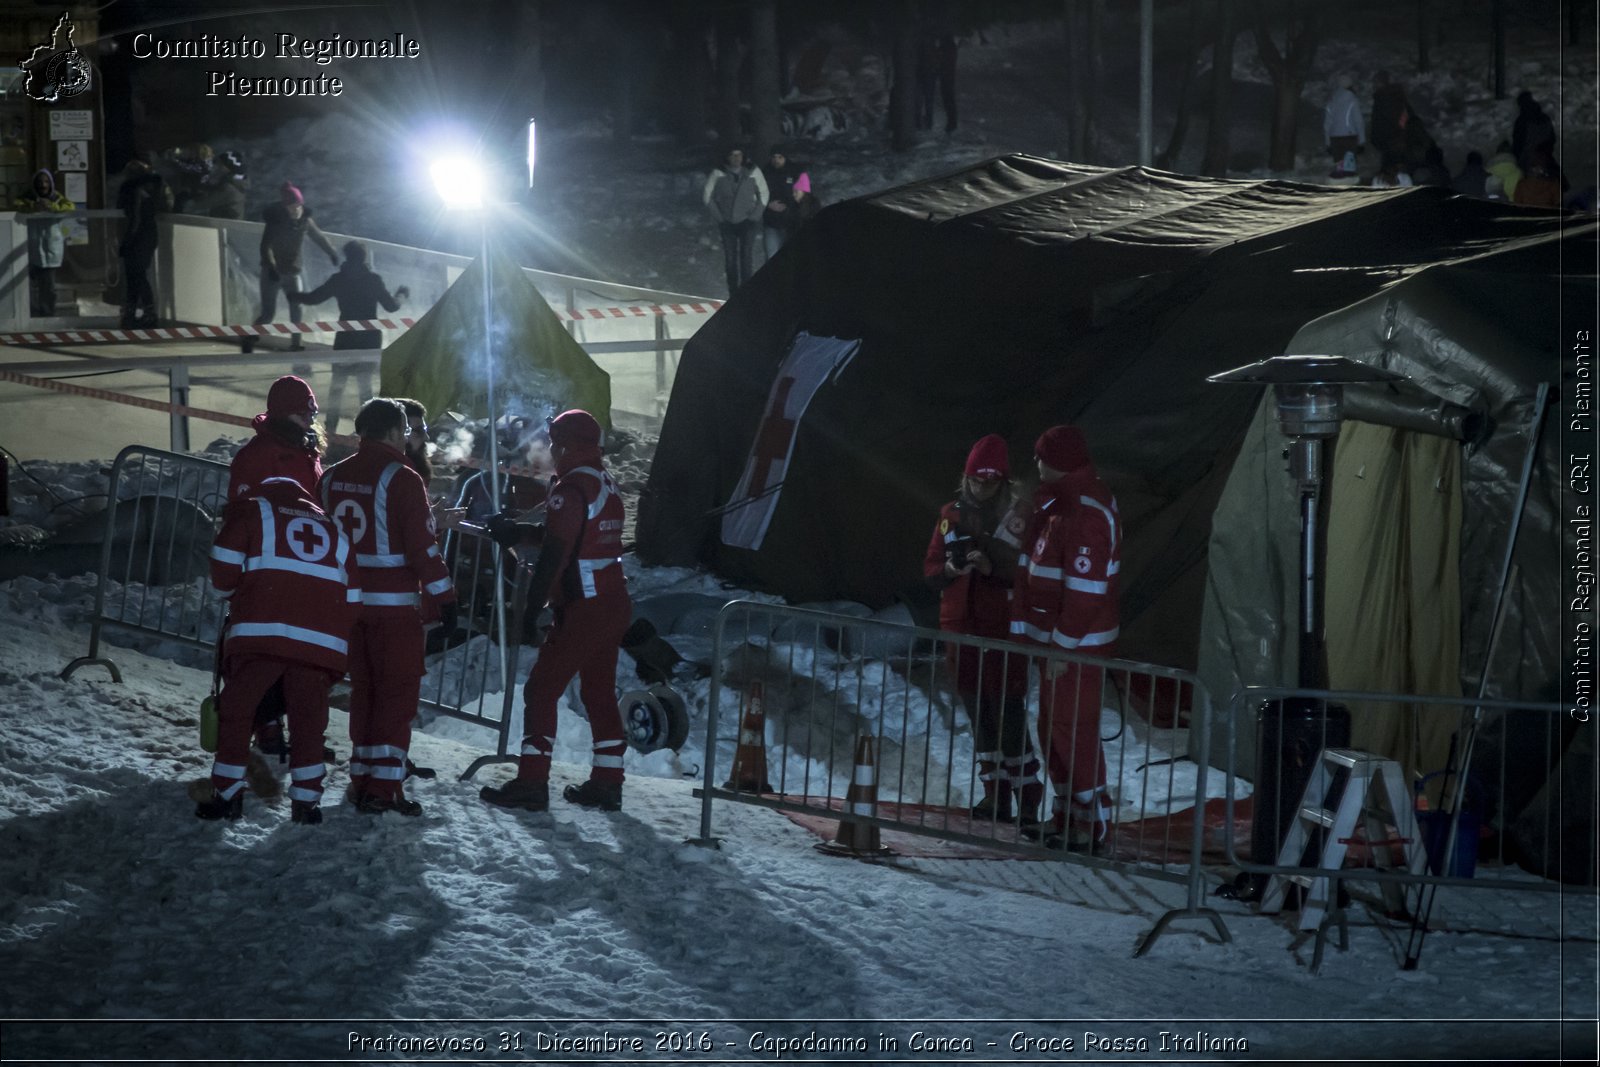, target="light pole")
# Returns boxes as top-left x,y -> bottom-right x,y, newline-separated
1208,353 -> 1405,899
431,155 -> 509,690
